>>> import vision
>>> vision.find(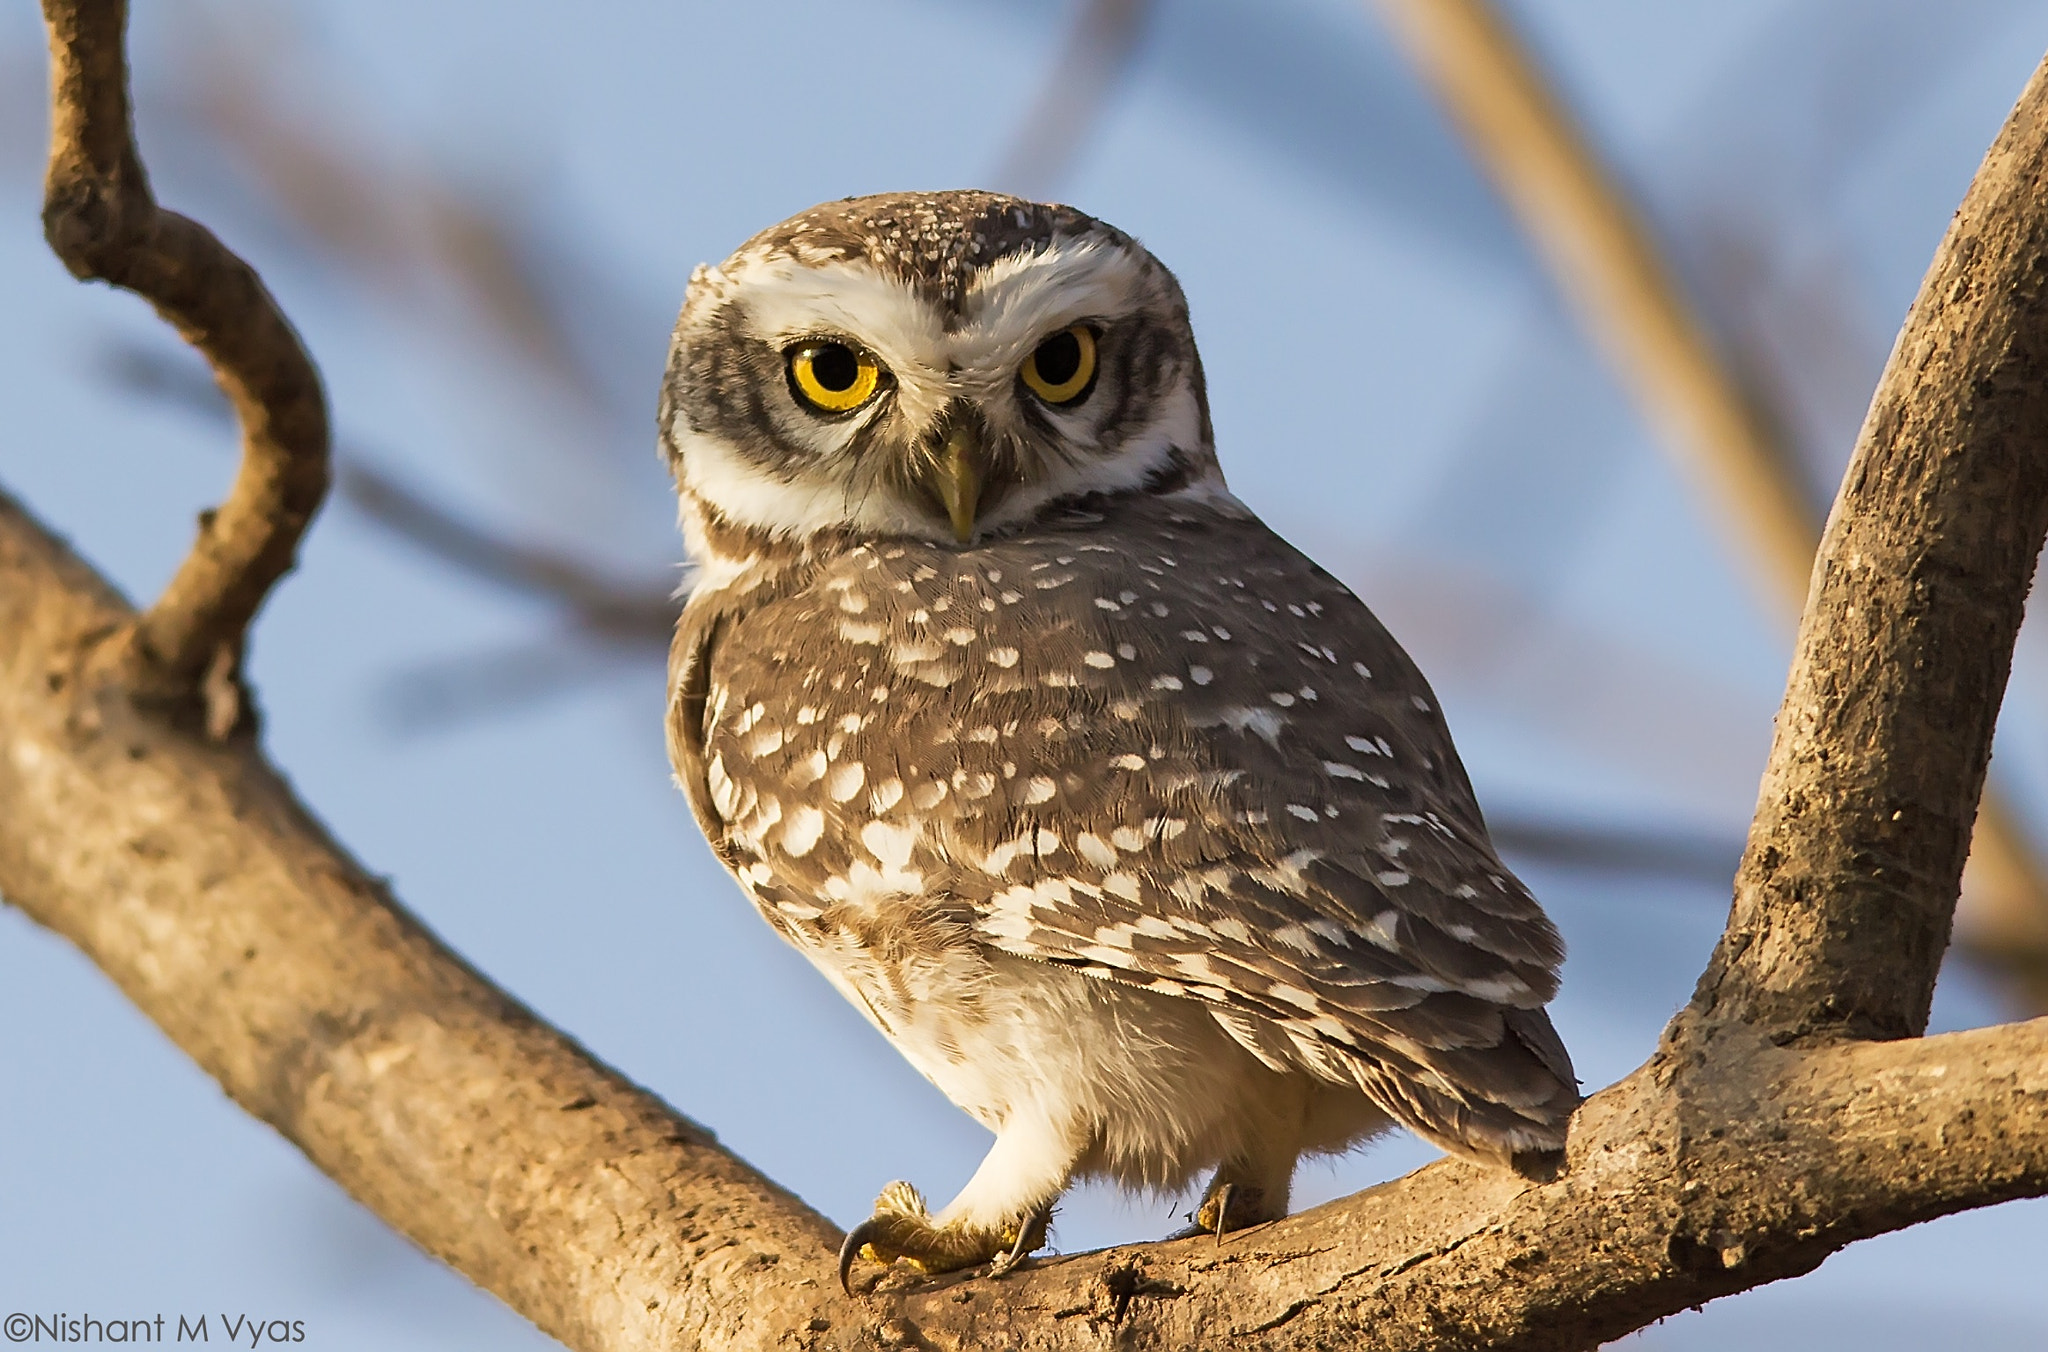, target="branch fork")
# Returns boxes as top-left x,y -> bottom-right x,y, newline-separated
41,0 -> 329,724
